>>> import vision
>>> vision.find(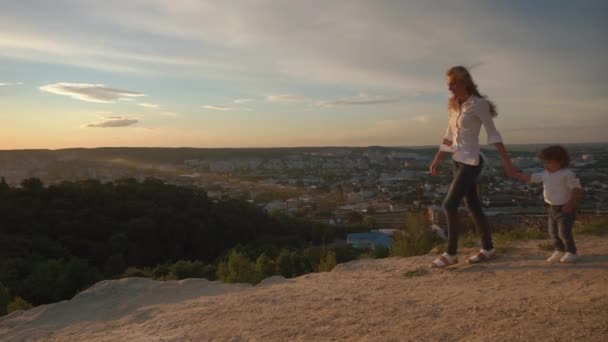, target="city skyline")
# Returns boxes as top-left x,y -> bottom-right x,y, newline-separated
1,1 -> 607,149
